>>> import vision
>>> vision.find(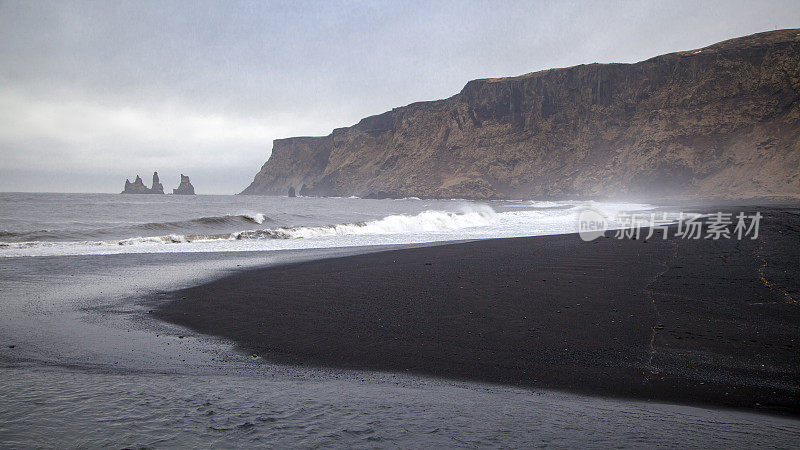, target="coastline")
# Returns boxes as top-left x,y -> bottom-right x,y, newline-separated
154,206 -> 800,415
